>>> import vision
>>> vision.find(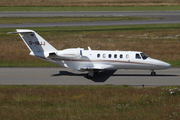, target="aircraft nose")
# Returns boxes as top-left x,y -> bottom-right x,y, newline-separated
152,59 -> 171,69
159,61 -> 171,69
